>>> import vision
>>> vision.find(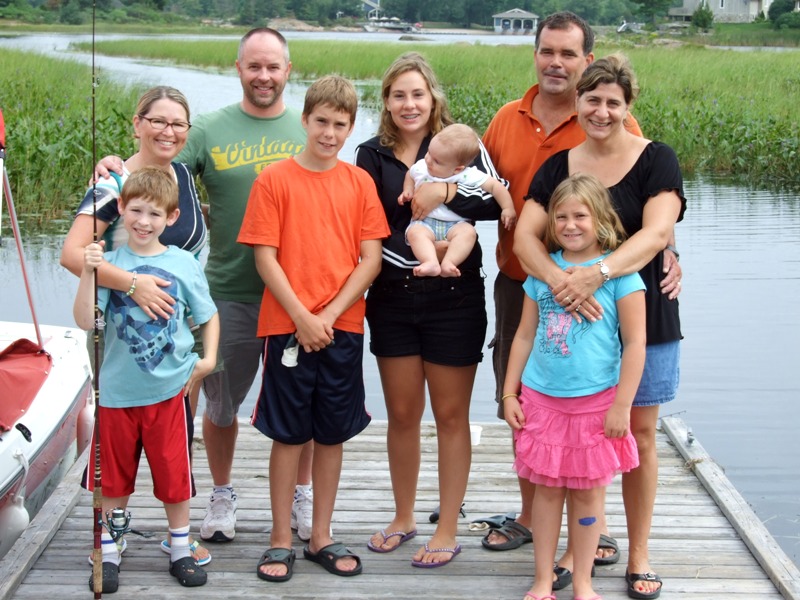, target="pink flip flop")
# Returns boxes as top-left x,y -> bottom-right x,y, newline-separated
367,529 -> 417,553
